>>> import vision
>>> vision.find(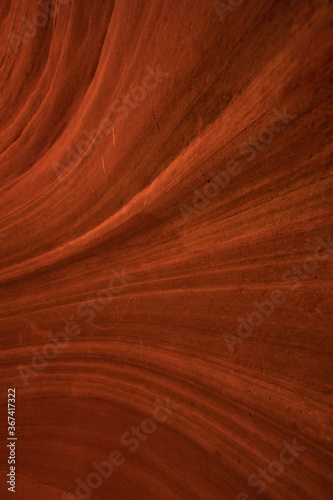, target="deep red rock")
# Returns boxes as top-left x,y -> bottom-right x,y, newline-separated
0,1 -> 332,499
